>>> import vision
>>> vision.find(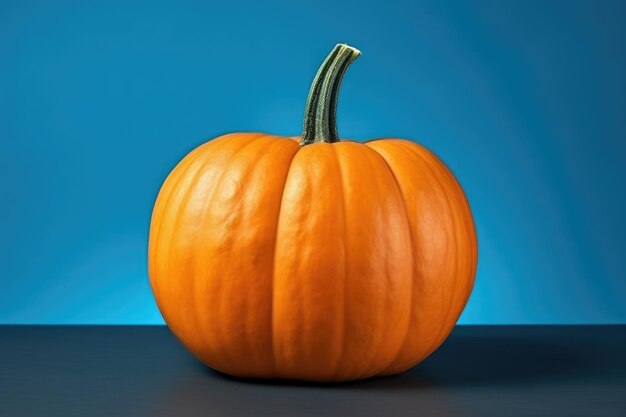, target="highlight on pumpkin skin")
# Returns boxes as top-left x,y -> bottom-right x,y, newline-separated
147,44 -> 477,382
